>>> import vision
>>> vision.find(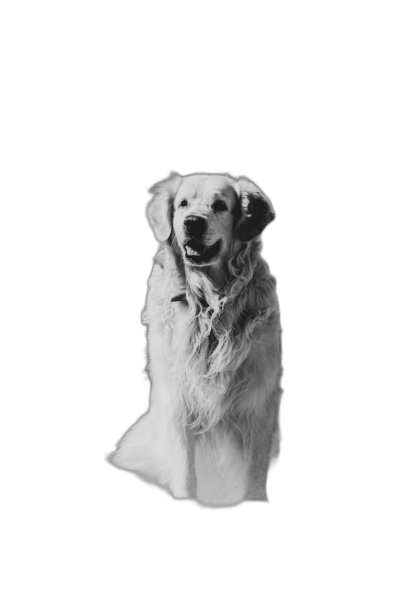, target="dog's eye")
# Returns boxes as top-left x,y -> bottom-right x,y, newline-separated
213,199 -> 227,212
180,199 -> 188,207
